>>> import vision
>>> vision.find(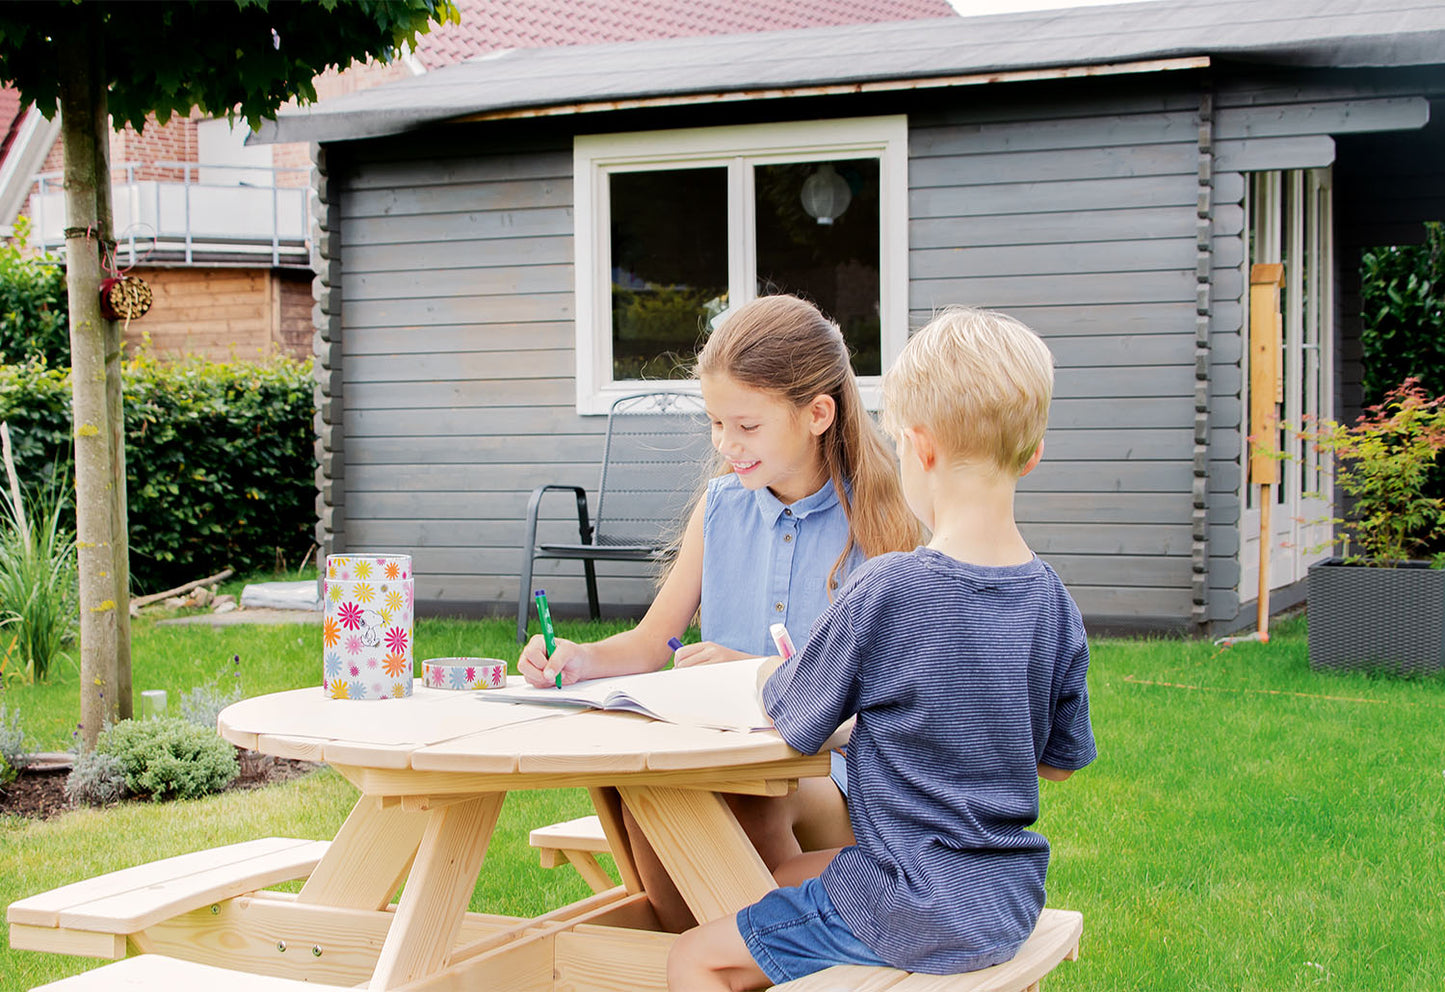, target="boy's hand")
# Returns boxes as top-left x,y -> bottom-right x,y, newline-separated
518,635 -> 588,687
672,641 -> 751,668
